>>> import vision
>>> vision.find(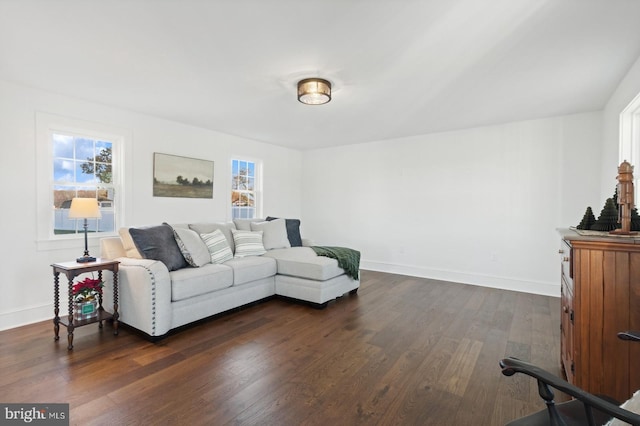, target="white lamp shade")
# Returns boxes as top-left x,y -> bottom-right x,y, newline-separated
68,198 -> 102,219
